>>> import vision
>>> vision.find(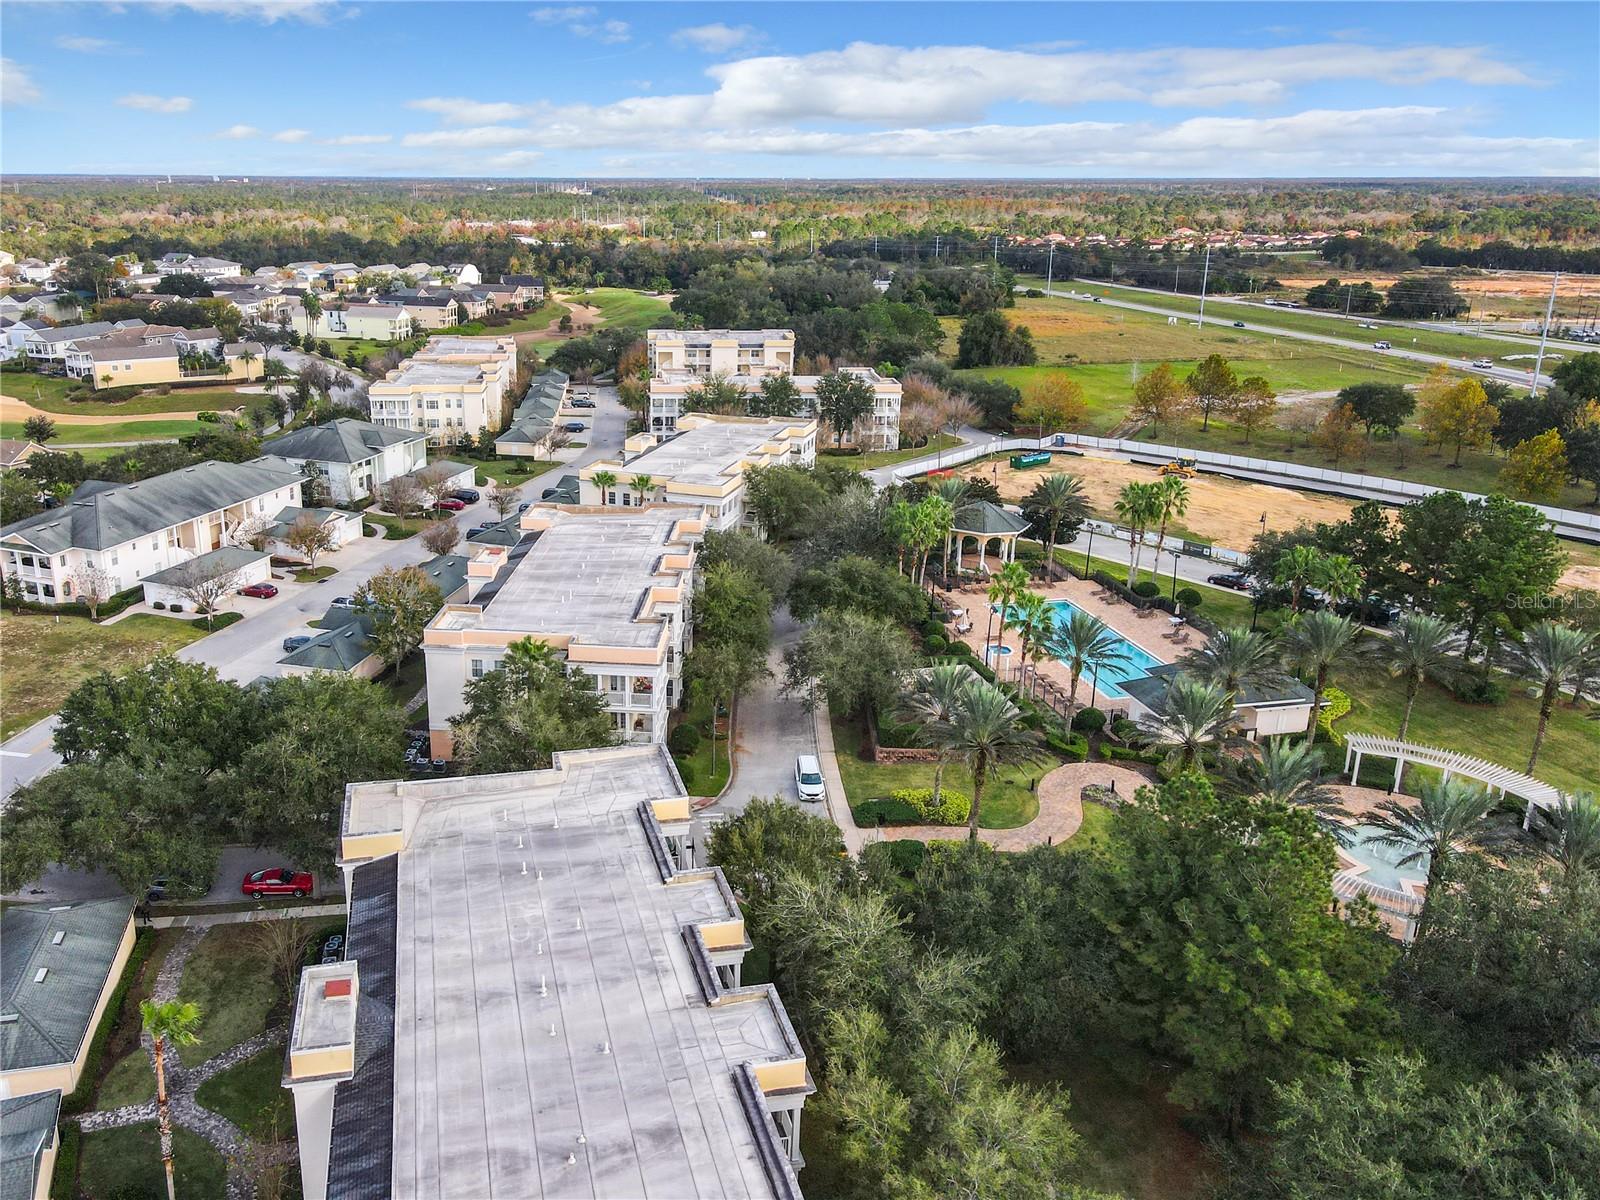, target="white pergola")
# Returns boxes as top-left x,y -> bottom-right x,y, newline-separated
1342,733 -> 1567,827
